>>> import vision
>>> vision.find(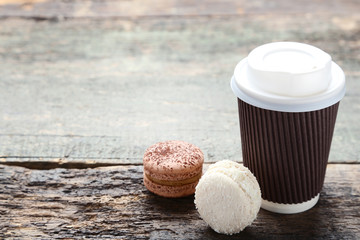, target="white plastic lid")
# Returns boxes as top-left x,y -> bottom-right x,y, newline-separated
231,42 -> 346,112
